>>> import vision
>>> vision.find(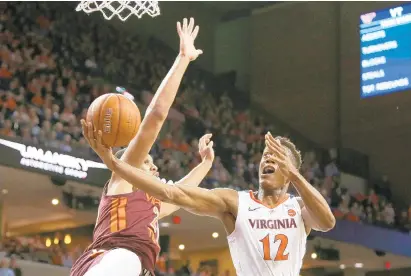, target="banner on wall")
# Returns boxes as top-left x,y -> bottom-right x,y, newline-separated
0,136 -> 110,187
